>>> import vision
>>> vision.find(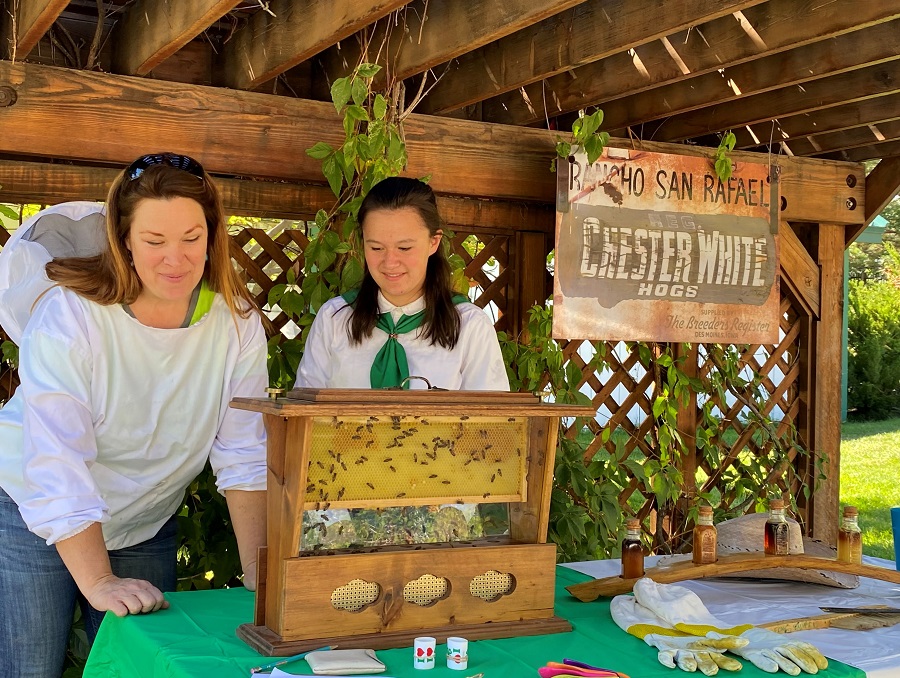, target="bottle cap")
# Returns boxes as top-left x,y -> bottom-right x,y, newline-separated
625,518 -> 640,529
842,505 -> 858,516
769,499 -> 785,510
698,505 -> 713,516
